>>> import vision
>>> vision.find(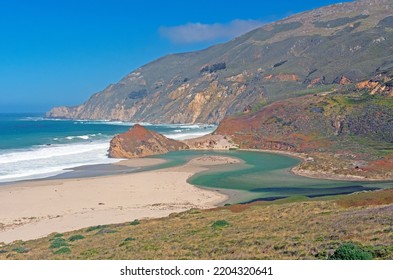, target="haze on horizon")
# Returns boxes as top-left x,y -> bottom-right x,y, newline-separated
0,0 -> 352,113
